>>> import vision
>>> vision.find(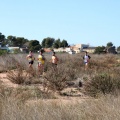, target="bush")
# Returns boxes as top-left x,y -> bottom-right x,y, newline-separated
0,50 -> 8,56
84,72 -> 120,97
7,65 -> 28,84
43,65 -> 67,92
43,62 -> 81,92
